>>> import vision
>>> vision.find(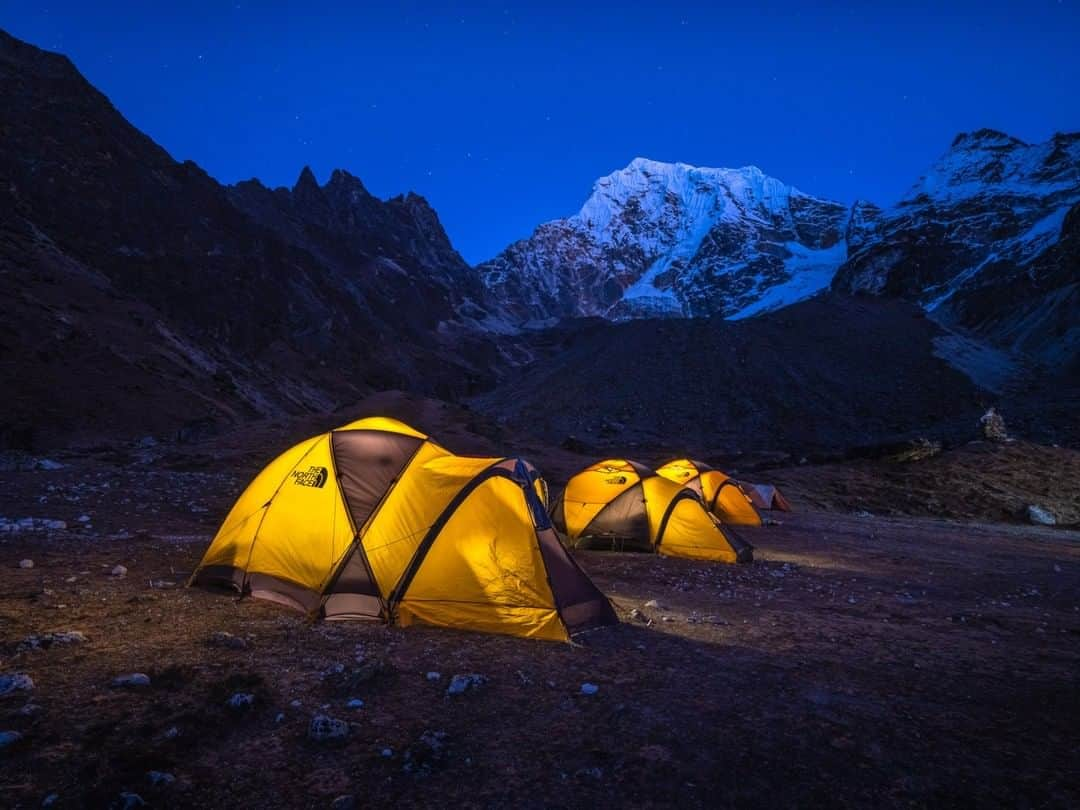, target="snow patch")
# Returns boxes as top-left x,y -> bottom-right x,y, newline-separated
727,241 -> 848,320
